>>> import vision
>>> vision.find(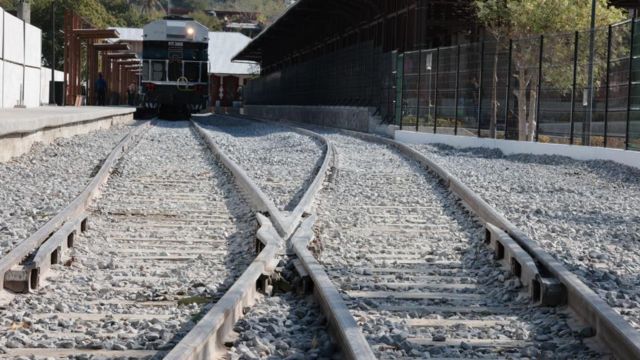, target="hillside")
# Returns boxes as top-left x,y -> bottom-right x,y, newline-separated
0,0 -> 290,70
0,0 -> 290,28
